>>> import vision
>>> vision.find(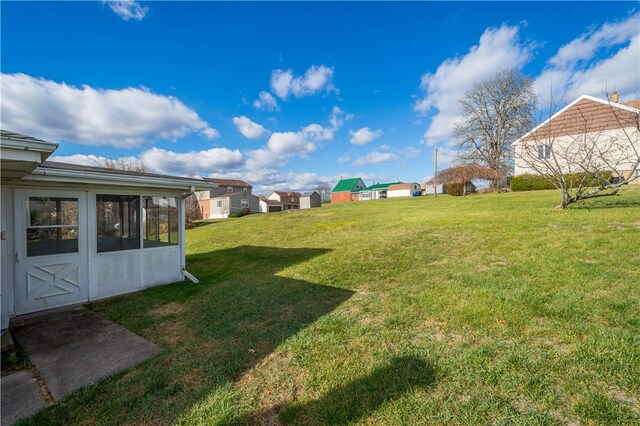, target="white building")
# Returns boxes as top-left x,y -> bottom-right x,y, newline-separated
514,94 -> 640,182
387,182 -> 421,198
0,131 -> 213,330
